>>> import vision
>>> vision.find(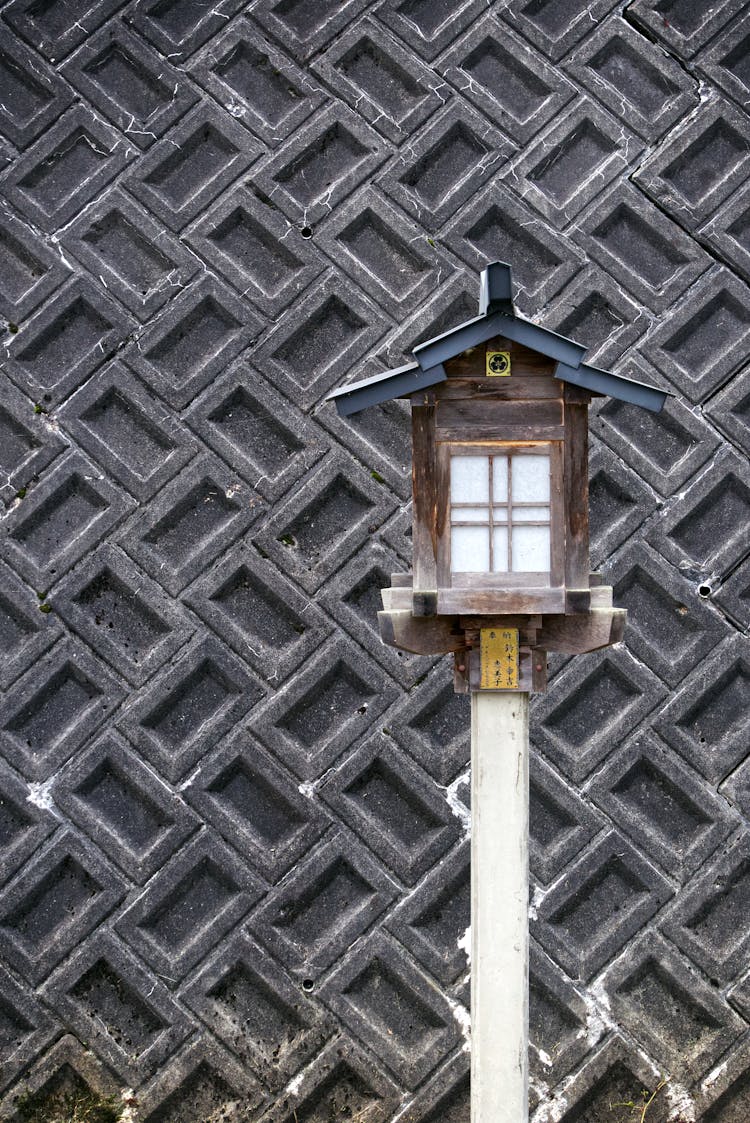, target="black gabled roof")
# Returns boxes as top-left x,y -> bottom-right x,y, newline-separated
326,262 -> 670,416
